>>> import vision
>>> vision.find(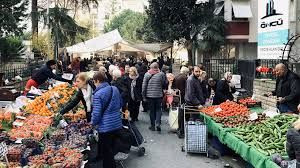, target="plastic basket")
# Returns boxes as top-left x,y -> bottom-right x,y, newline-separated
185,121 -> 208,154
